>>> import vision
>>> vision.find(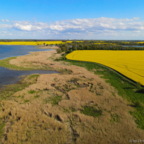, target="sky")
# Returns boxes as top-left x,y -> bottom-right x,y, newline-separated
0,0 -> 144,40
